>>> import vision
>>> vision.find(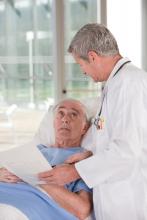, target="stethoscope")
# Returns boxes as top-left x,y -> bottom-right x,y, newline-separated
92,60 -> 131,130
